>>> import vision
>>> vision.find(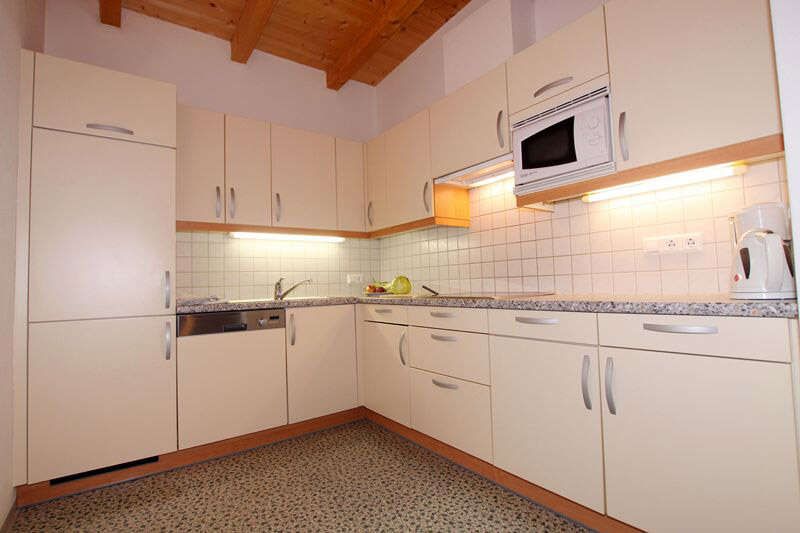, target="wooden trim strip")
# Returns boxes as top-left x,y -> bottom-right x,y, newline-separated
15,407 -> 367,507
516,133 -> 785,206
364,409 -> 641,533
176,221 -> 371,239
